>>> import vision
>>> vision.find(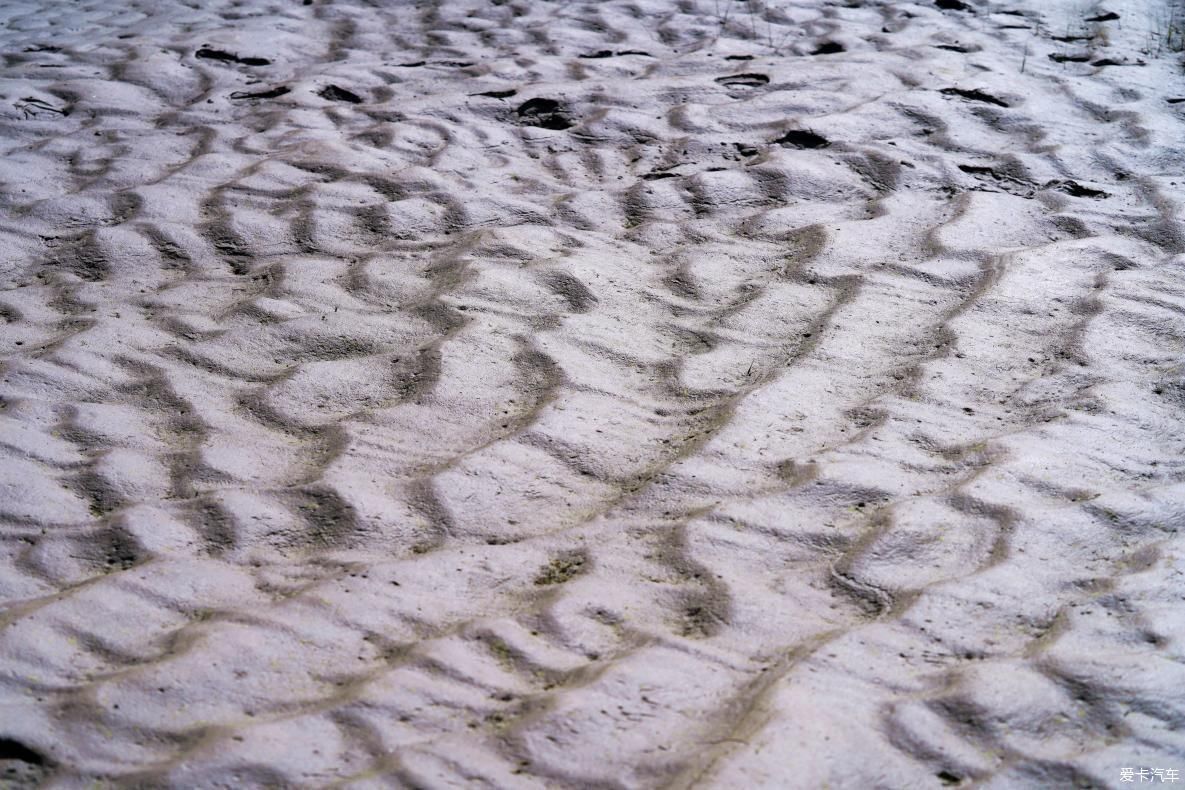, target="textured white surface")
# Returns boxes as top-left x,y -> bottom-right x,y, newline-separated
0,0 -> 1183,786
